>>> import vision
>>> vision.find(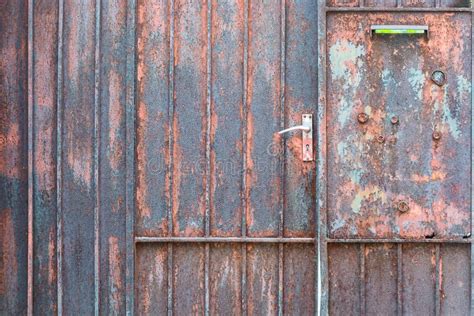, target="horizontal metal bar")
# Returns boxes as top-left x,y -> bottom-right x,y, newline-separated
326,7 -> 473,12
327,238 -> 472,243
135,236 -> 315,243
